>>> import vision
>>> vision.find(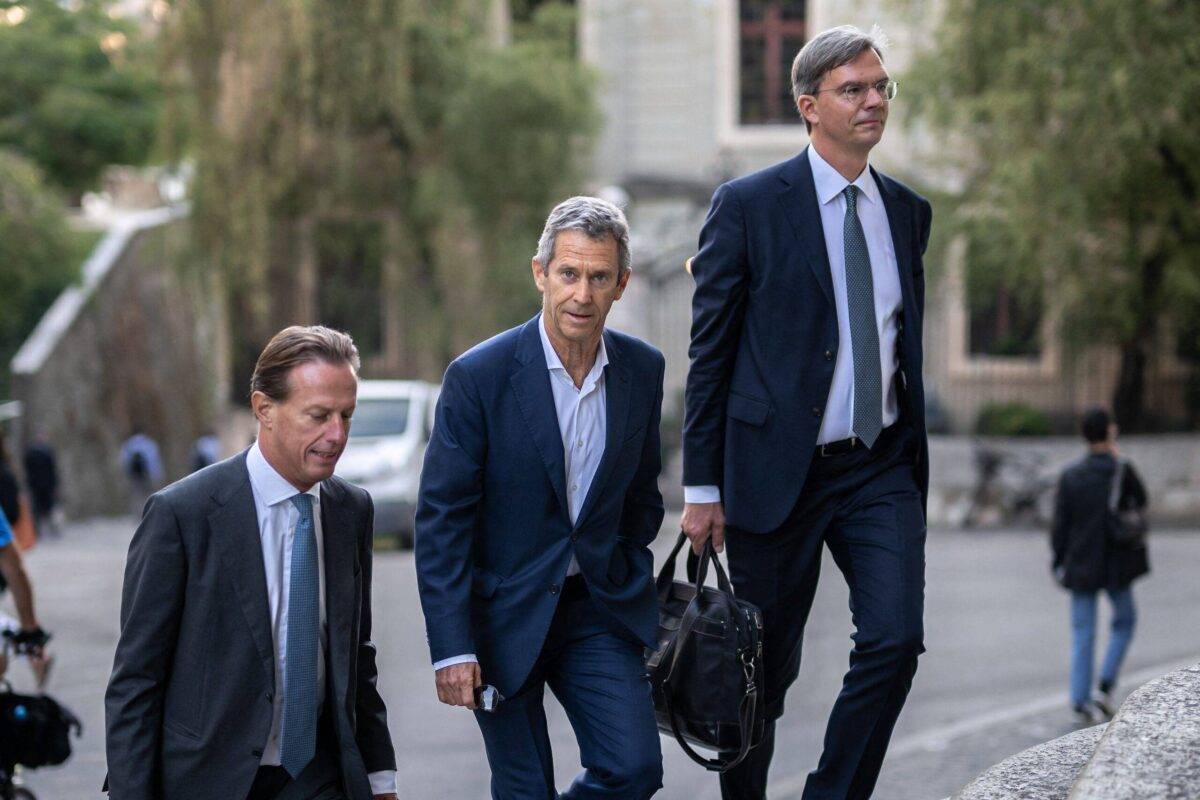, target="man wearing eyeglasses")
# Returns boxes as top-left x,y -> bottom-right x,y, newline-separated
681,25 -> 932,800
